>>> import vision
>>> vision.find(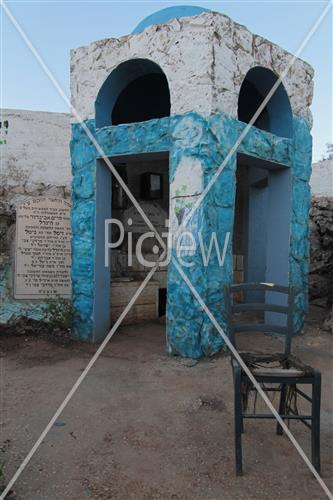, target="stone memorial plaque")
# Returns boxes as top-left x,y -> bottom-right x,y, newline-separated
14,197 -> 71,299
